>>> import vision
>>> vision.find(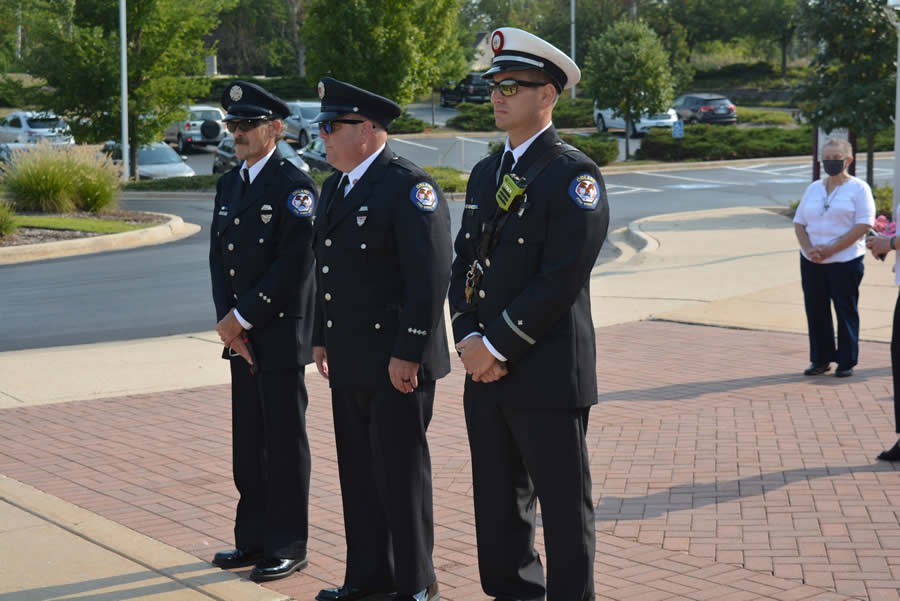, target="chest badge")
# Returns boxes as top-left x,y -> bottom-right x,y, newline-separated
357,205 -> 368,227
218,205 -> 228,216
260,204 -> 273,224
